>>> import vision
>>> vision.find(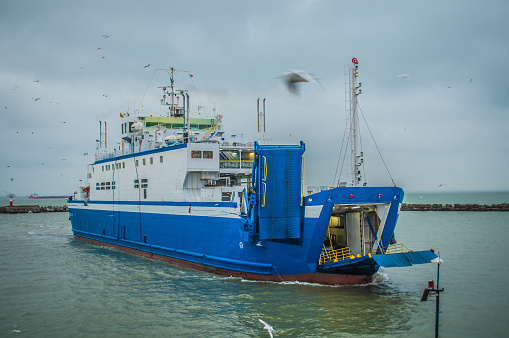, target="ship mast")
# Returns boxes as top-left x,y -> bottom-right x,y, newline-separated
158,67 -> 177,117
170,67 -> 175,116
158,67 -> 190,141
346,58 -> 364,187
